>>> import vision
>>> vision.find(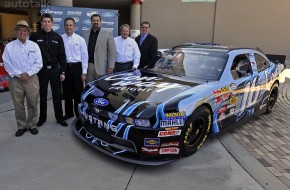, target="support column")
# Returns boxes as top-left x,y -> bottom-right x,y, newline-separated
49,0 -> 73,6
130,0 -> 141,39
28,8 -> 39,32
